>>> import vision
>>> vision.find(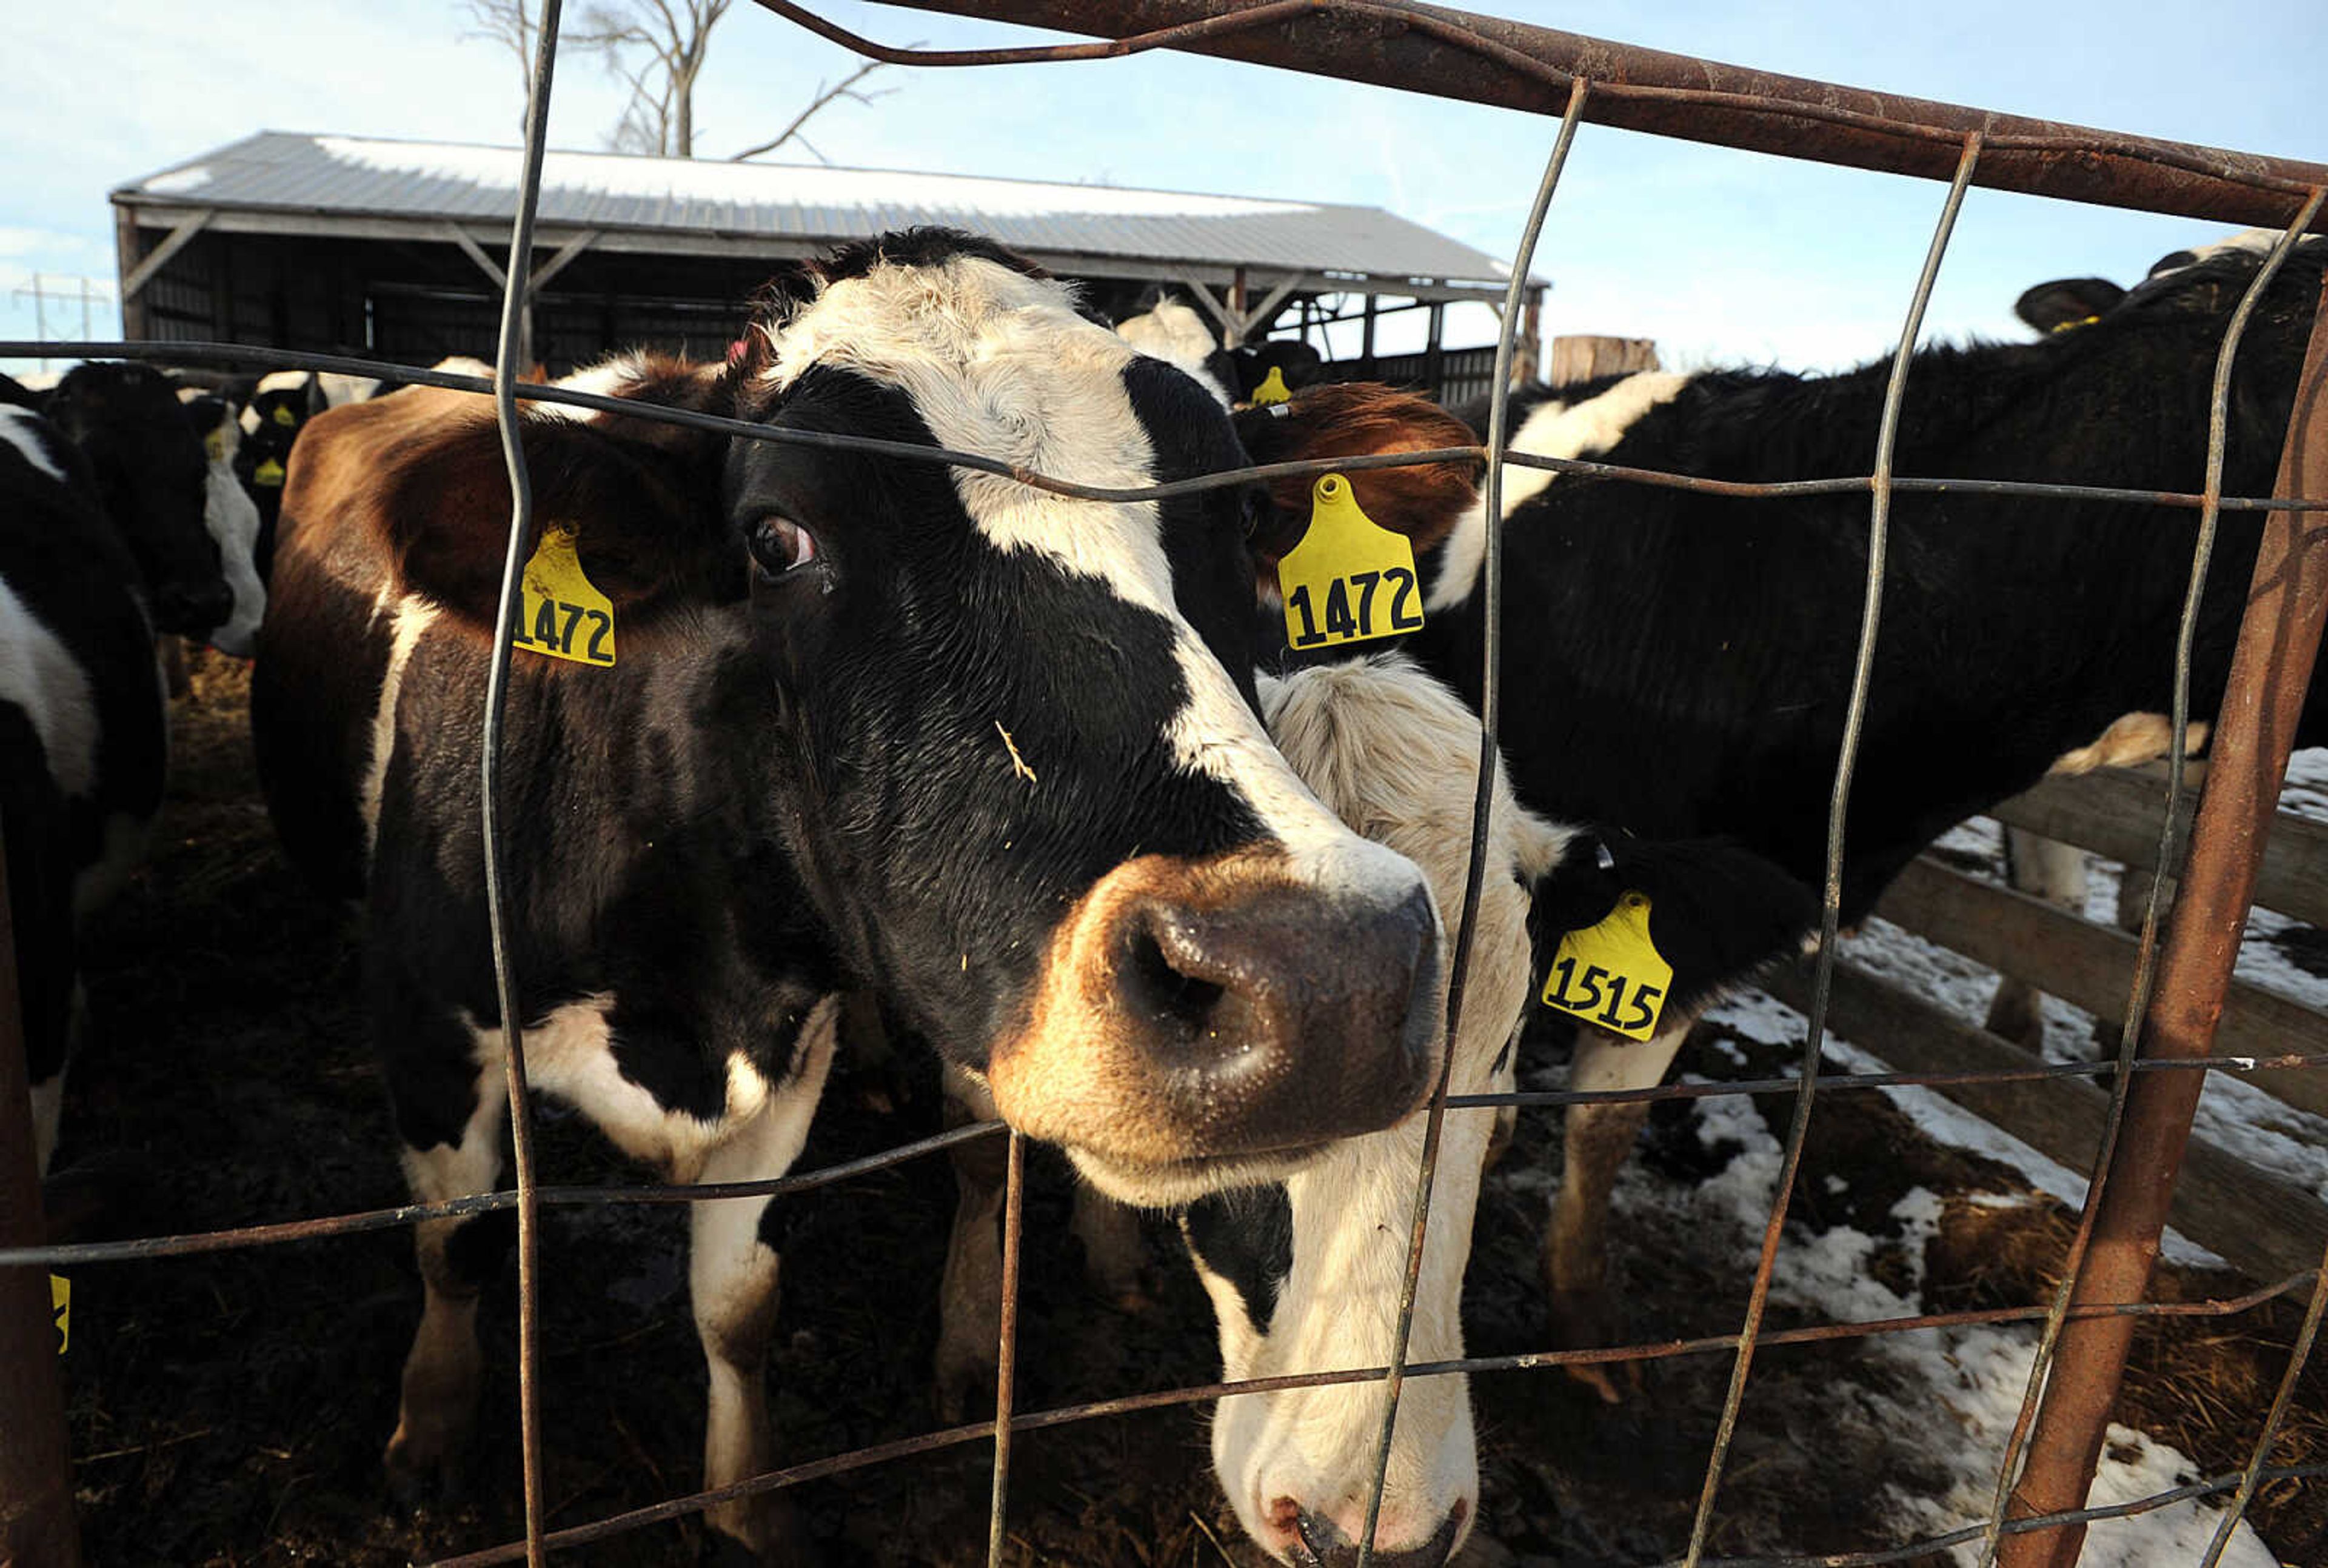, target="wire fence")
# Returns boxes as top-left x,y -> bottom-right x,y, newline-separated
4,2 -> 2327,1566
